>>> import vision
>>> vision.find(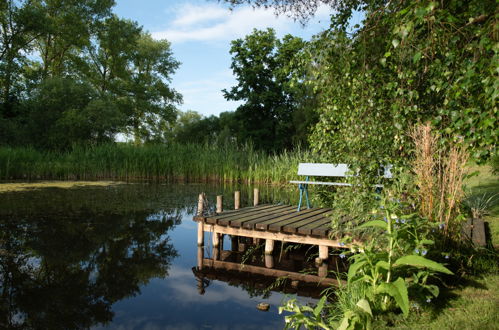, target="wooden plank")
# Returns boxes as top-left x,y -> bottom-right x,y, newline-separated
202,259 -> 341,286
472,218 -> 486,247
224,205 -> 295,228
206,205 -> 278,224
267,208 -> 332,232
297,217 -> 333,235
239,207 -> 299,229
202,223 -> 347,248
194,204 -> 268,222
289,181 -> 352,186
254,208 -> 325,231
297,163 -> 350,177
462,218 -> 473,240
309,215 -> 356,236
282,212 -> 332,233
